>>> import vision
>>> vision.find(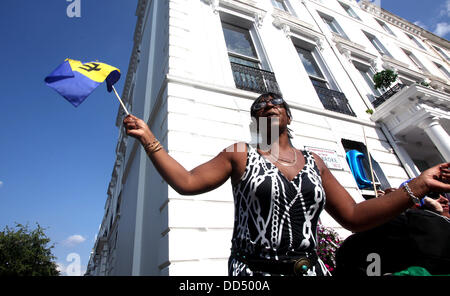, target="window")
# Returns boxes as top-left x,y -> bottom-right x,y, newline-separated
271,0 -> 289,12
434,62 -> 450,79
342,139 -> 391,198
355,64 -> 381,102
402,49 -> 428,72
222,22 -> 260,68
434,46 -> 450,61
338,2 -> 361,20
296,46 -> 328,88
405,33 -> 426,50
376,19 -> 396,36
320,14 -> 348,39
221,21 -> 280,94
364,32 -> 392,58
295,44 -> 355,116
